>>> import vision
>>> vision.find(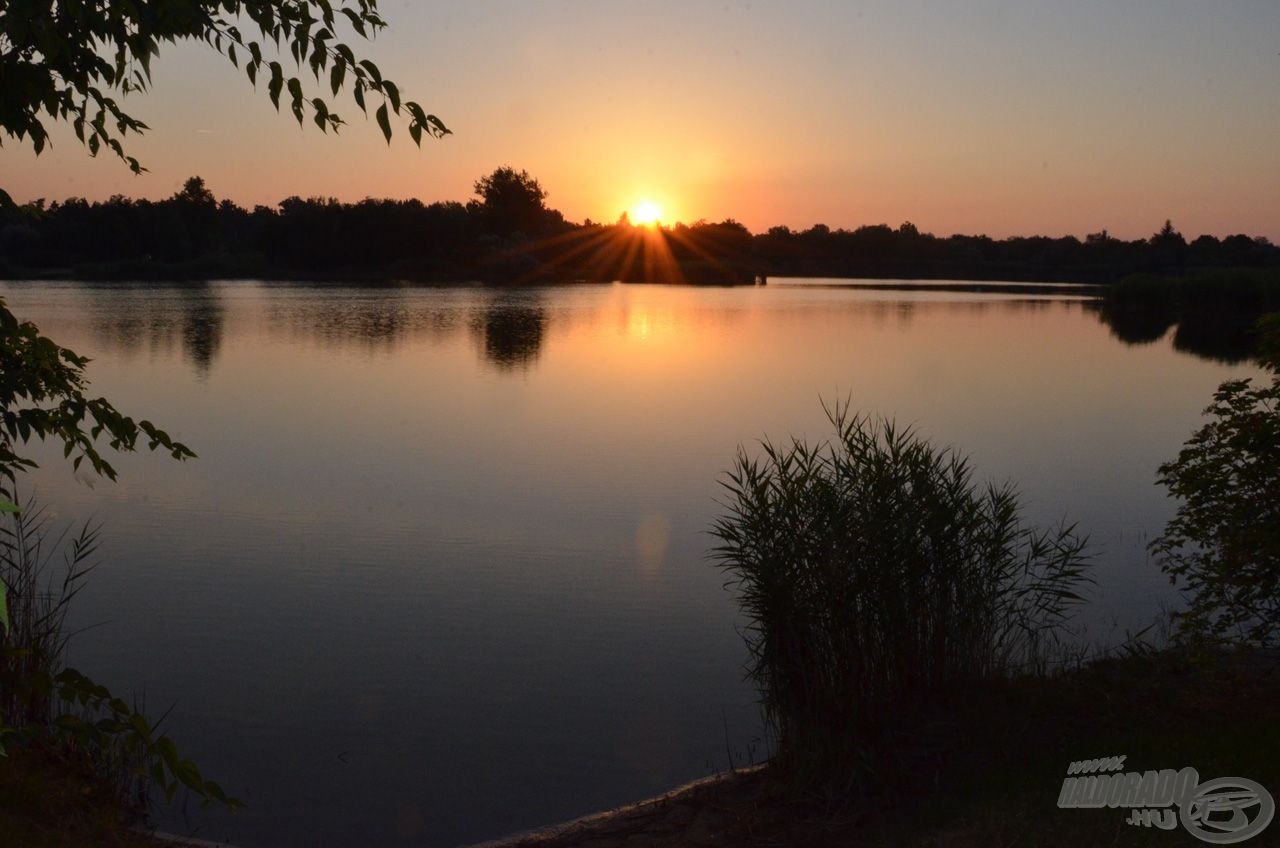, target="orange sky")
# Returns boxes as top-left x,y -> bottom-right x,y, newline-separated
1,1 -> 1277,240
